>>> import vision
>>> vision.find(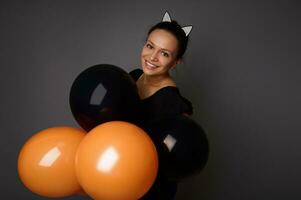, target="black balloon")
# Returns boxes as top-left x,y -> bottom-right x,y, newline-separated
144,115 -> 209,181
140,176 -> 177,200
69,64 -> 141,131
